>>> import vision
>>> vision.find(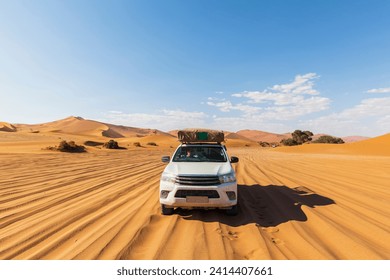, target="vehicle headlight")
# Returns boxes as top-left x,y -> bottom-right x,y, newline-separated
161,172 -> 176,184
219,172 -> 236,183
